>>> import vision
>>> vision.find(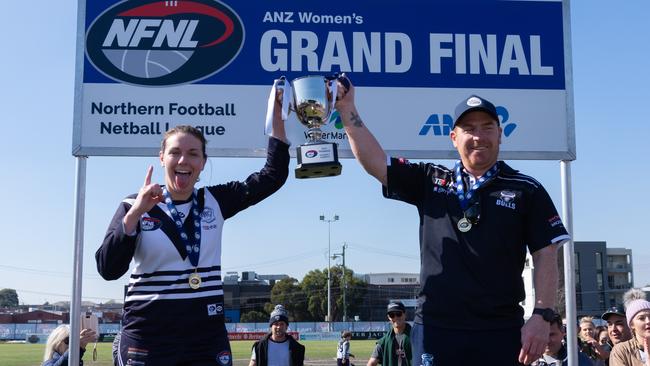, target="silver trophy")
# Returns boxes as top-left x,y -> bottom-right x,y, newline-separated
291,75 -> 342,179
